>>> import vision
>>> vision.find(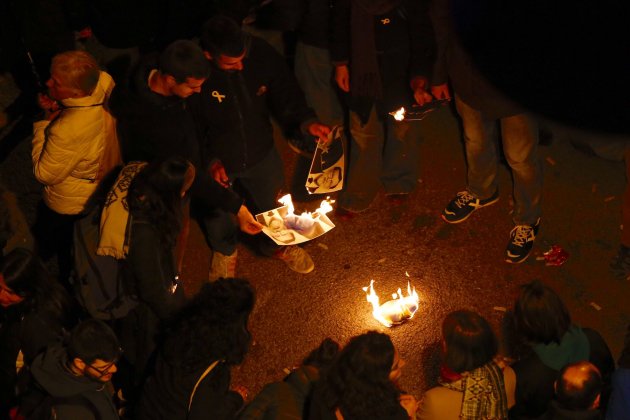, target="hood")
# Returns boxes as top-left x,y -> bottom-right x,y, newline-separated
533,325 -> 590,371
109,53 -> 184,119
60,71 -> 115,109
30,344 -> 105,398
